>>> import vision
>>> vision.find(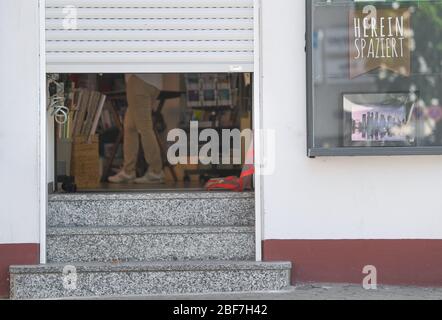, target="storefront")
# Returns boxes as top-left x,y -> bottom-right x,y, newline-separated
44,0 -> 256,193
1,0 -> 442,298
